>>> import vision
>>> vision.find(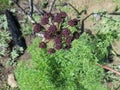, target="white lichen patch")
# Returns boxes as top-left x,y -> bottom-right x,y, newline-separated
7,73 -> 17,88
